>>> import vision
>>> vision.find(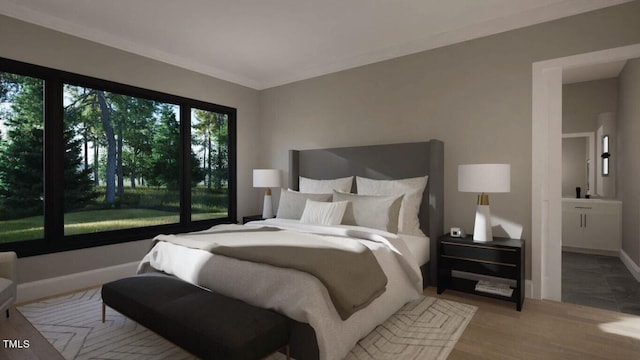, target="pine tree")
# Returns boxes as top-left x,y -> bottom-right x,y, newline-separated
63,125 -> 97,211
0,75 -> 45,219
193,110 -> 228,191
0,74 -> 96,219
148,105 -> 203,189
148,105 -> 180,189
